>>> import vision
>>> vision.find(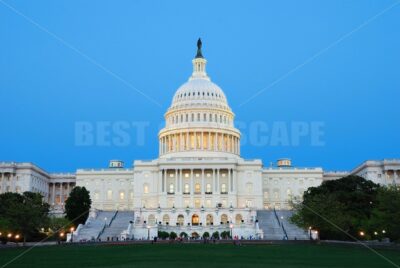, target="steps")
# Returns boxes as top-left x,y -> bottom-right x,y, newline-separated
74,211 -> 116,242
99,211 -> 135,241
257,210 -> 286,240
275,210 -> 309,240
